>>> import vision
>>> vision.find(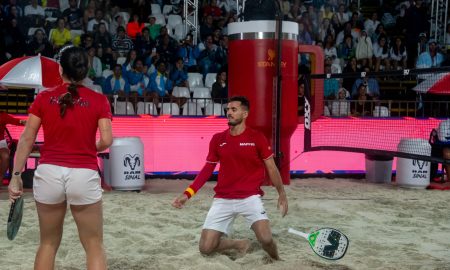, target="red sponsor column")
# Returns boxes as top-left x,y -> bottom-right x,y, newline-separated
228,21 -> 298,184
